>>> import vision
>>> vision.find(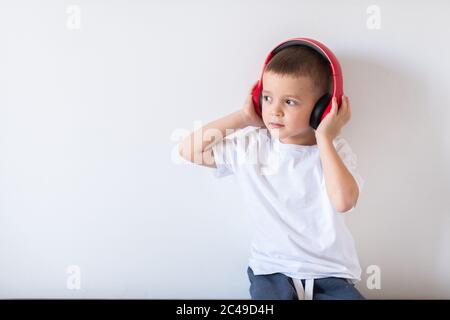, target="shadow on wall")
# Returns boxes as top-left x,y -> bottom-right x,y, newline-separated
340,53 -> 449,299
